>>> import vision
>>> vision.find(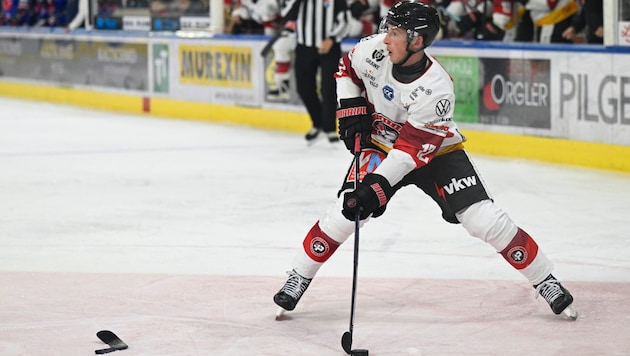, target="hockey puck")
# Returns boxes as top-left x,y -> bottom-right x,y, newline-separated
350,349 -> 369,356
